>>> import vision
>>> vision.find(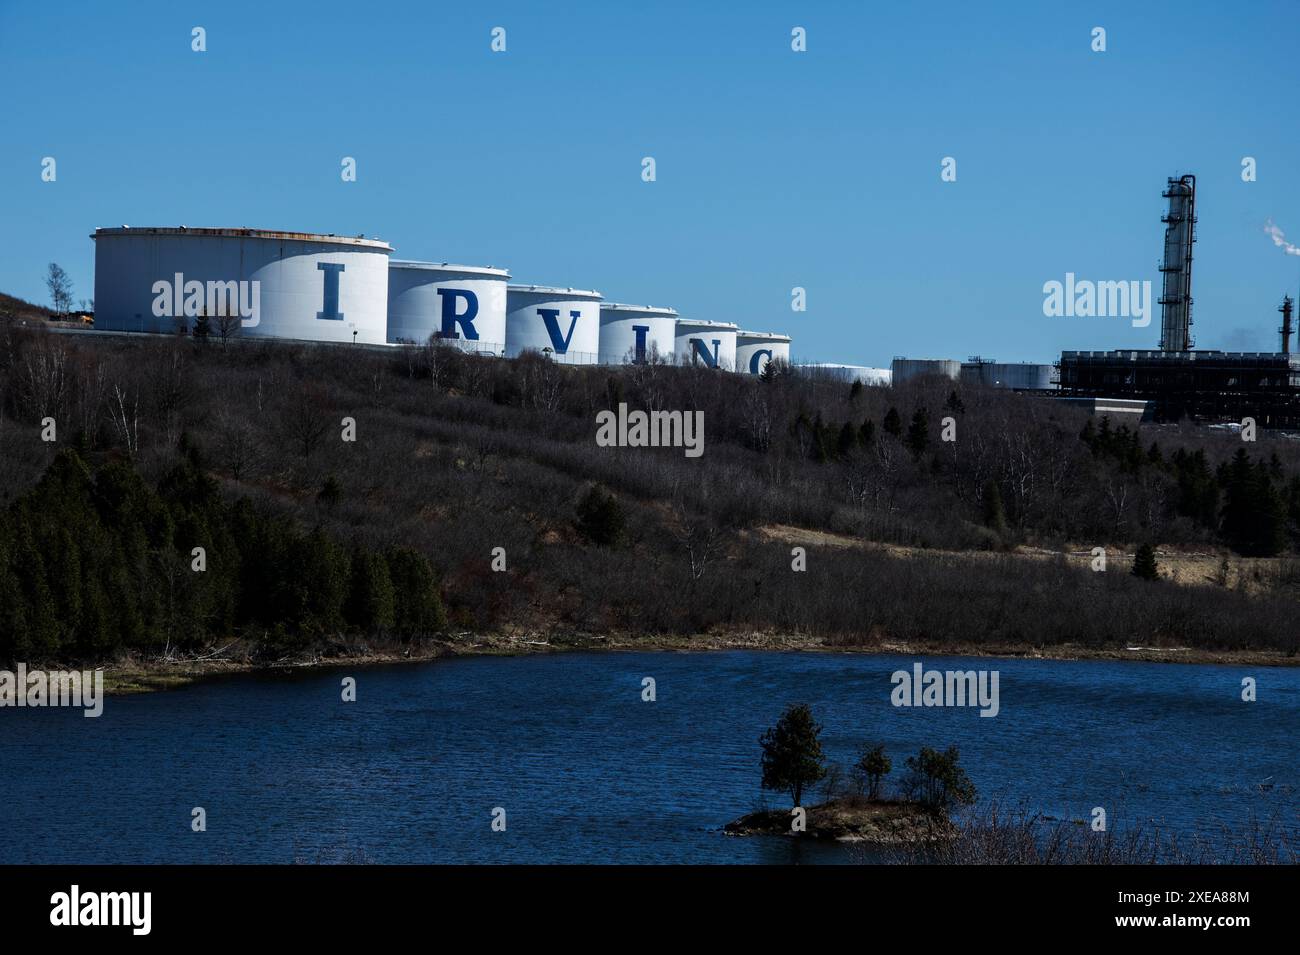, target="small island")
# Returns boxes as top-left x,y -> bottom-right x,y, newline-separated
725,798 -> 950,843
726,703 -> 974,844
